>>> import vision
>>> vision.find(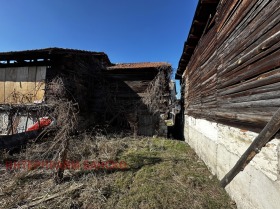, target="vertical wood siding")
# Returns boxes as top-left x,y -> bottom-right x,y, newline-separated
0,66 -> 46,104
